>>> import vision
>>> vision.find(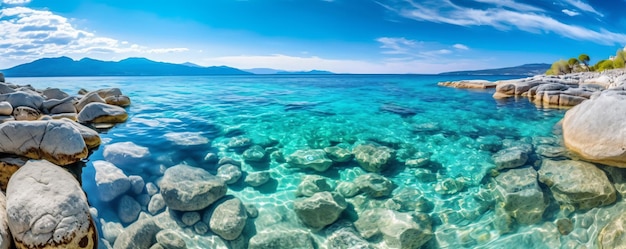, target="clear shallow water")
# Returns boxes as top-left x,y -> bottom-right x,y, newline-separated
12,75 -> 567,248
